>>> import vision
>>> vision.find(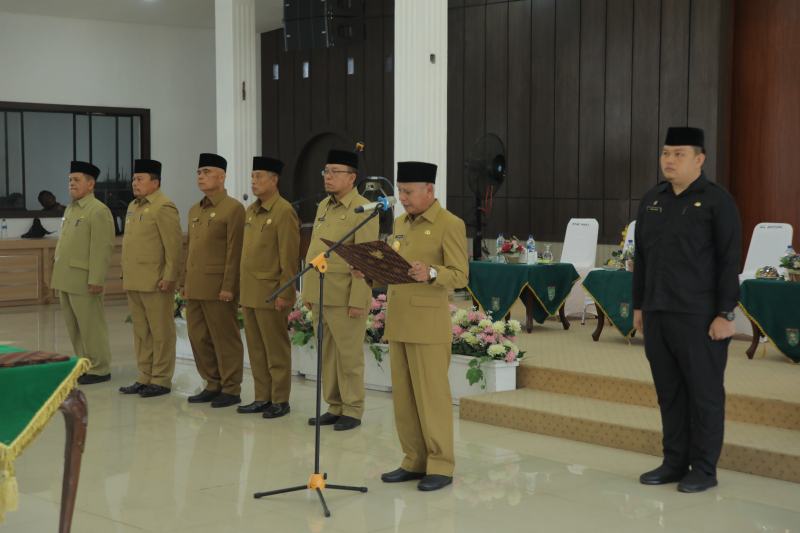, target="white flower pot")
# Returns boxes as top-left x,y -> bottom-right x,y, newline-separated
448,354 -> 519,405
291,343 -> 316,377
364,343 -> 391,392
